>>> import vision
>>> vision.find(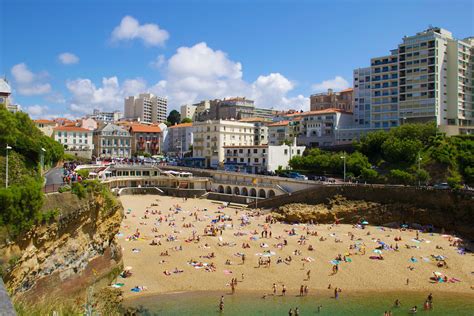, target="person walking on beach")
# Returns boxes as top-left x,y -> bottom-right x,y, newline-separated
334,287 -> 339,299
299,285 -> 304,296
242,254 -> 246,264
306,270 -> 311,280
282,284 -> 287,296
219,296 -> 224,311
304,285 -> 308,296
272,283 -> 277,295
